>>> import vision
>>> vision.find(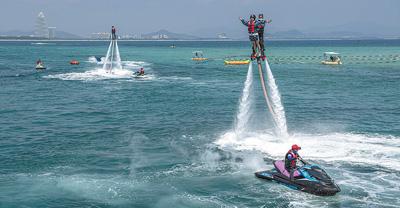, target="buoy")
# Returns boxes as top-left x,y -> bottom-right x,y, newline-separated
70,60 -> 80,65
